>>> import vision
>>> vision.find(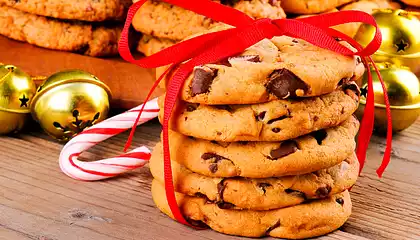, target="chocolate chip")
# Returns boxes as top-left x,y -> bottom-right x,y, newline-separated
215,105 -> 233,112
272,128 -> 281,133
186,104 -> 199,112
336,198 -> 344,205
269,140 -> 298,159
265,220 -> 281,234
256,111 -> 266,121
217,180 -> 227,200
220,0 -> 240,5
356,56 -> 362,64
186,218 -> 209,228
292,39 -> 299,43
202,153 -> 225,161
316,186 -> 332,198
191,66 -> 218,96
209,163 -> 218,173
313,116 -> 319,121
194,192 -> 210,202
311,129 -> 327,145
217,201 -> 235,209
257,183 -> 272,194
265,69 -> 309,99
337,78 -> 346,87
284,189 -> 307,199
343,81 -> 361,97
187,136 -> 196,140
184,117 -> 188,121
267,115 -> 289,124
76,44 -> 90,54
216,131 -> 222,136
229,55 -> 261,63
